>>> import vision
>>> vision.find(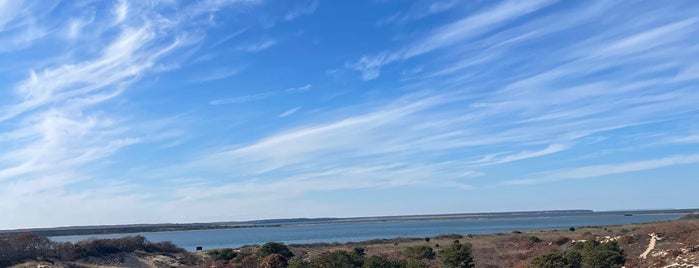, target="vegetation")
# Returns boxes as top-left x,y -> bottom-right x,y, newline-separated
529,240 -> 625,268
258,242 -> 294,258
209,248 -> 237,261
439,243 -> 475,268
402,245 -> 435,260
0,233 -> 195,267
4,217 -> 699,267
